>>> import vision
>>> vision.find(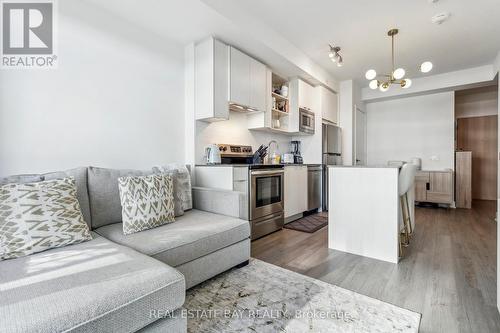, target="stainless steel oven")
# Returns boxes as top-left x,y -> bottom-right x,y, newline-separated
299,108 -> 315,134
249,166 -> 284,239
